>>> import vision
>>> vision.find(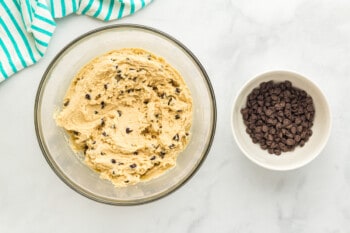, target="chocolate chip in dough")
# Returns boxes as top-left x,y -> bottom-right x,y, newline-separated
63,99 -> 70,107
173,133 -> 179,141
126,128 -> 133,134
159,151 -> 166,158
101,101 -> 105,109
117,110 -> 122,117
